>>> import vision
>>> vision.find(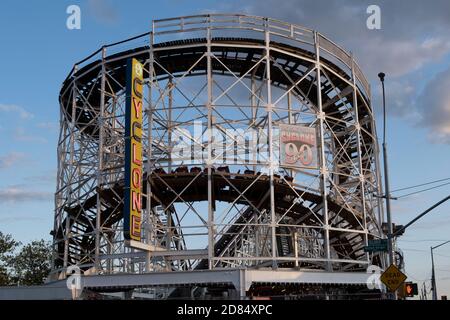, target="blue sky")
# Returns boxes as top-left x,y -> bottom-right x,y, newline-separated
0,0 -> 449,298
